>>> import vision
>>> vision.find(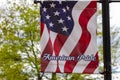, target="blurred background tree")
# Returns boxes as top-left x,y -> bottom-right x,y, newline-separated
0,0 -> 120,80
0,0 -> 40,80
